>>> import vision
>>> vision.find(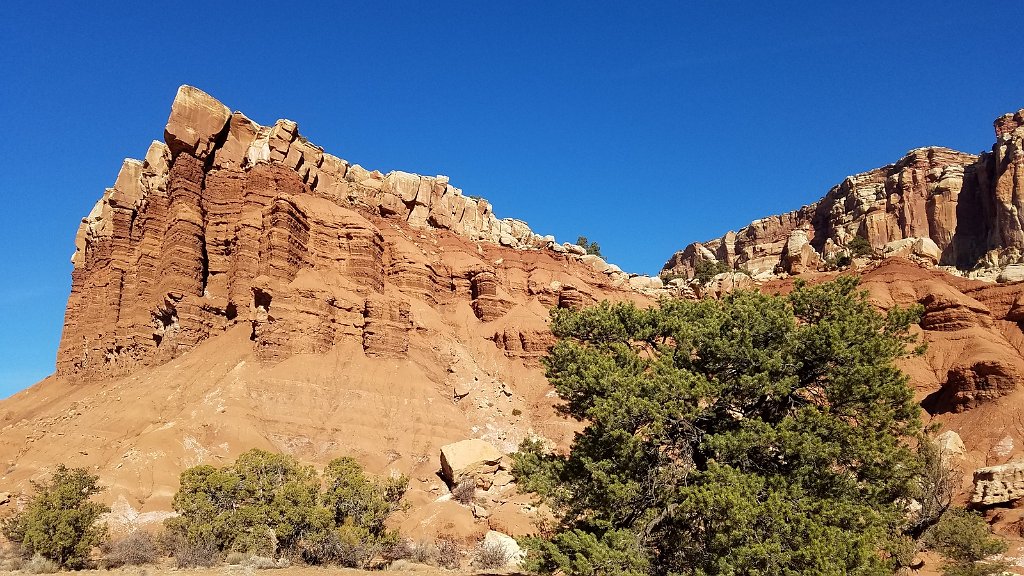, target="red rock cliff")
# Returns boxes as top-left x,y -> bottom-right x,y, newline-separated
58,86 -> 647,379
662,109 -> 1024,278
